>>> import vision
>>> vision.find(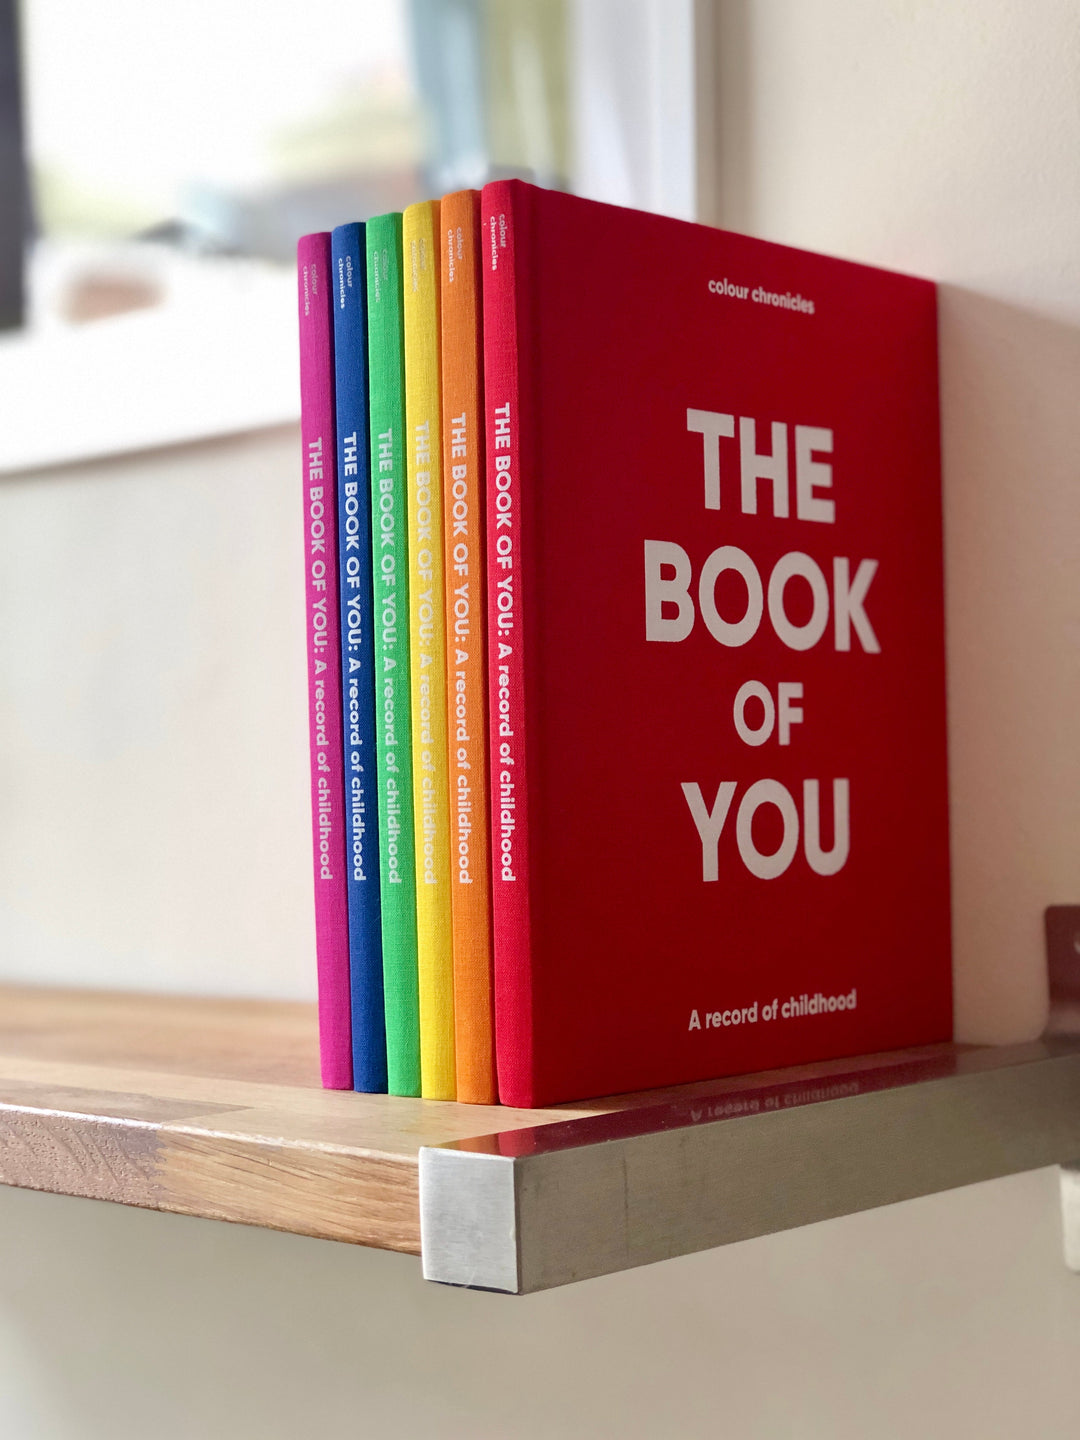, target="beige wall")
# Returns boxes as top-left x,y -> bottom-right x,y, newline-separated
0,427 -> 315,998
1,1167 -> 1077,1440
716,0 -> 1080,1042
1,3 -> 1078,1436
